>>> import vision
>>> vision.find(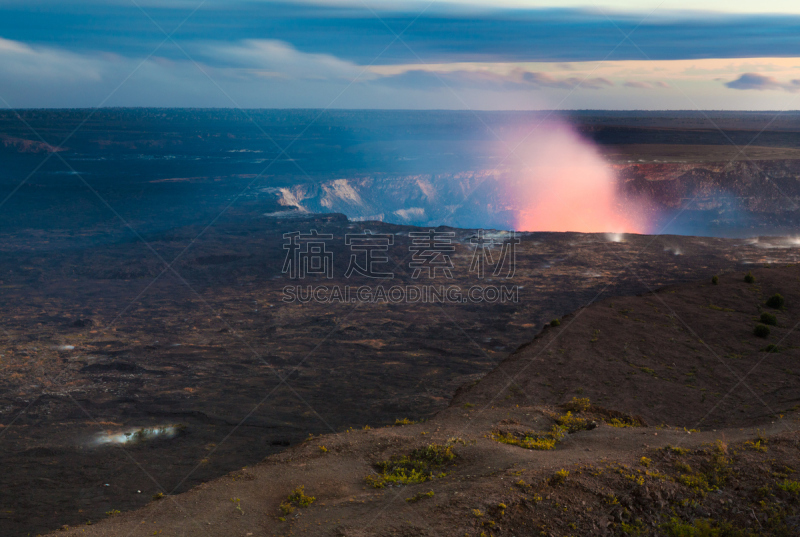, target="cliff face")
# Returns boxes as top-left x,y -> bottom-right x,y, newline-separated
264,160 -> 800,236
263,169 -> 510,230
619,160 -> 800,211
